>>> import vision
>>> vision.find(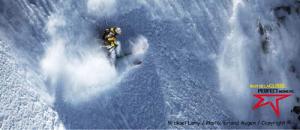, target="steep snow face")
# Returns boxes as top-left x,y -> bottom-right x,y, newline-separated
40,13 -> 119,104
0,0 -> 300,129
0,41 -> 62,129
220,0 -> 300,120
0,0 -> 63,129
87,0 -> 117,17
217,0 -> 300,127
217,0 -> 251,120
39,1 -> 150,105
247,0 -> 300,123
